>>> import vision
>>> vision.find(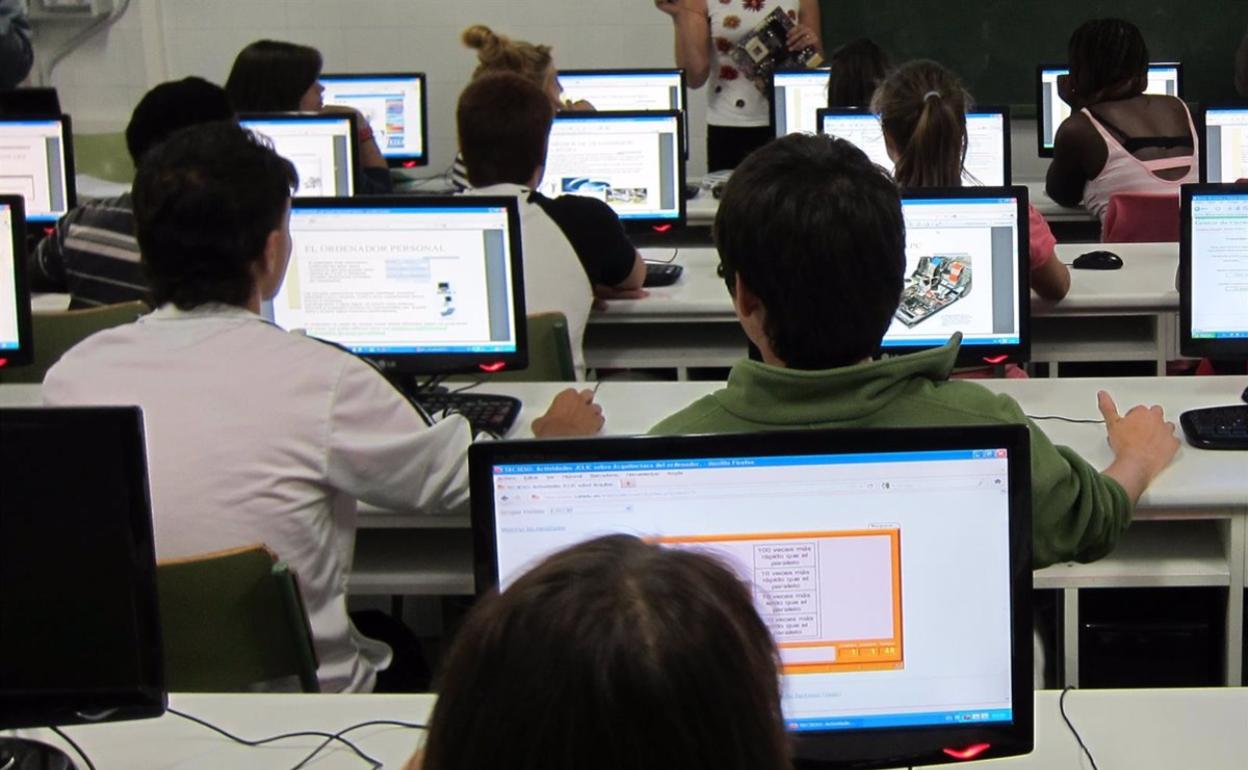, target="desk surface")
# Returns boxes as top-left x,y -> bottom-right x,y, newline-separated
21,688 -> 1248,770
